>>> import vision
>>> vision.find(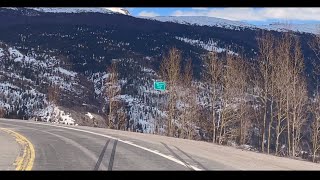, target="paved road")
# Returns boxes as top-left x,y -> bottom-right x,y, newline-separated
0,119 -> 190,170
1,118 -> 320,170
